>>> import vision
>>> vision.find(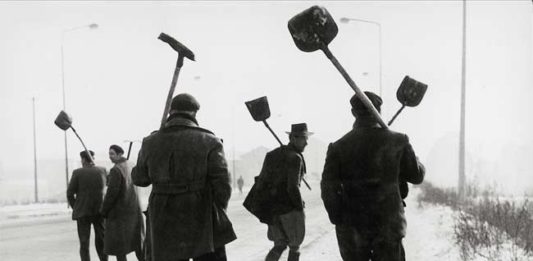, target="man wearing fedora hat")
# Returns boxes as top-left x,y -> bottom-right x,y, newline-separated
321,91 -> 425,261
260,123 -> 311,261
